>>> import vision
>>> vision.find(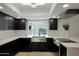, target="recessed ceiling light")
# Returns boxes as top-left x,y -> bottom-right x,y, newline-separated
22,3 -> 45,5
36,3 -> 45,5
17,17 -> 21,19
31,5 -> 37,8
22,3 -> 26,5
21,3 -> 45,8
0,6 -> 3,9
22,3 -> 31,5
62,4 -> 69,8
